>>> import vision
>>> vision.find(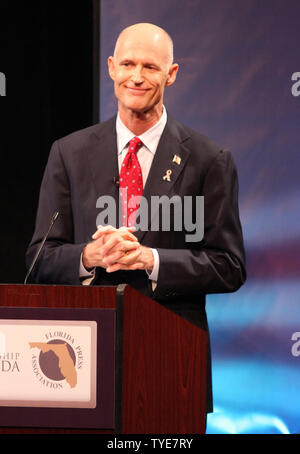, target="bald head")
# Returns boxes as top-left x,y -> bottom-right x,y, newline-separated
114,23 -> 174,67
108,22 -> 179,128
